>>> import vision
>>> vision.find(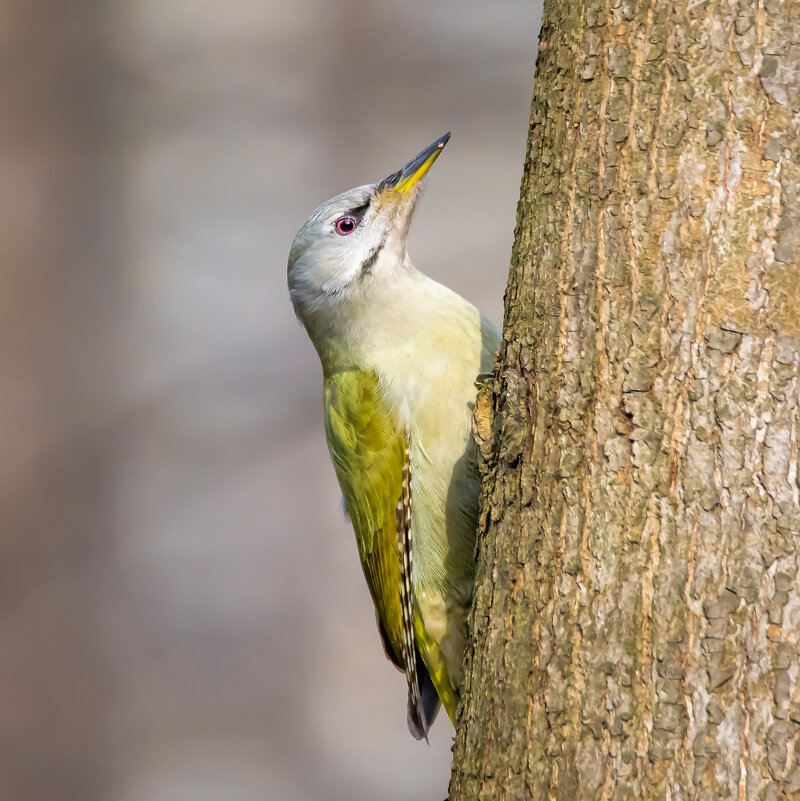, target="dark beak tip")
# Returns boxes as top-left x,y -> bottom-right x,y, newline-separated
379,131 -> 453,192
